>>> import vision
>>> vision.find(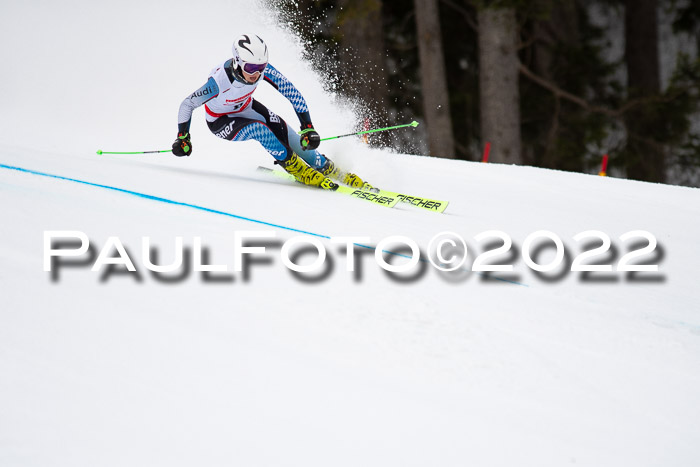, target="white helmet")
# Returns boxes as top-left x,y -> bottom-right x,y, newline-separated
232,34 -> 268,84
